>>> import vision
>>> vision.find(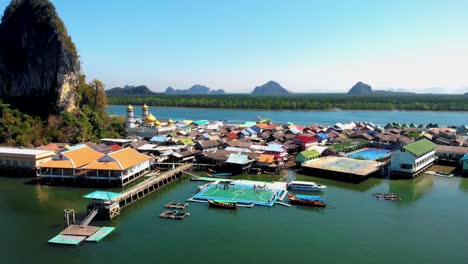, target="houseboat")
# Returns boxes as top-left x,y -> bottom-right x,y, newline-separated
286,181 -> 327,192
